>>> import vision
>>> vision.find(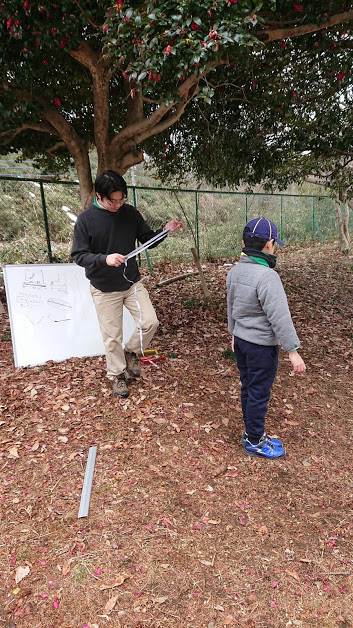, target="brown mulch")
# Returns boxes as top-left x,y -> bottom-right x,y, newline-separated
1,243 -> 353,628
